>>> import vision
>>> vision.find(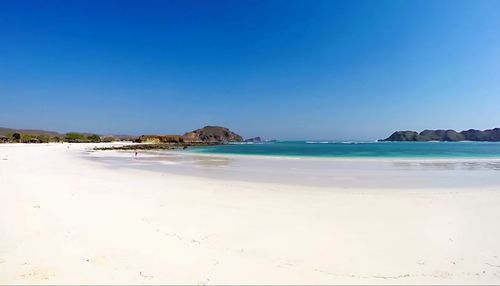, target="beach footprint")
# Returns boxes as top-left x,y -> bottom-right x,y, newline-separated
19,268 -> 55,282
